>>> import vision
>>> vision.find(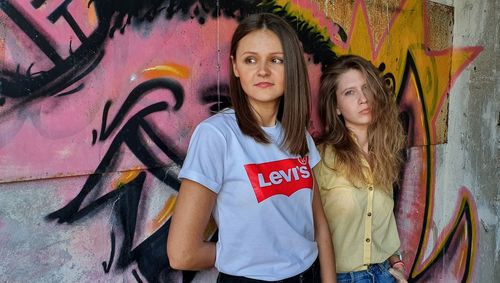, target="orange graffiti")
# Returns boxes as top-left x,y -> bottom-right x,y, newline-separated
142,63 -> 190,79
